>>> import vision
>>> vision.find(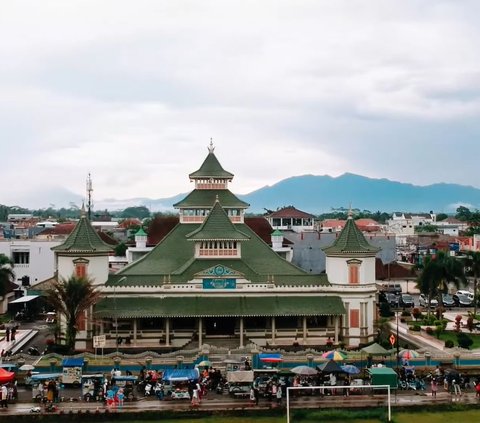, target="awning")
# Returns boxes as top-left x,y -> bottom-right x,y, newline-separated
9,295 -> 39,304
62,358 -> 84,367
259,353 -> 283,363
163,368 -> 199,382
94,295 -> 345,319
